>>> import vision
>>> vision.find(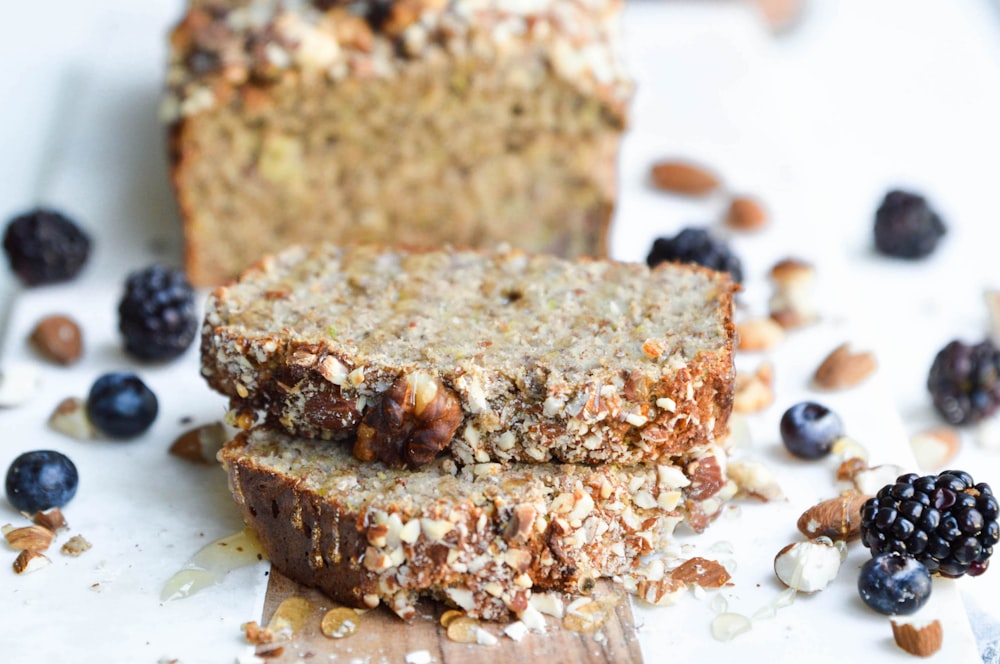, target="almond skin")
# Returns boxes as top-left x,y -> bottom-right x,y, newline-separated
813,343 -> 877,390
725,196 -> 769,231
890,617 -> 943,657
650,160 -> 721,196
796,492 -> 870,541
